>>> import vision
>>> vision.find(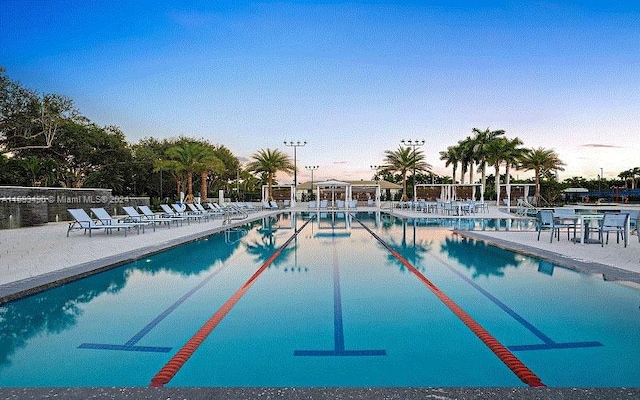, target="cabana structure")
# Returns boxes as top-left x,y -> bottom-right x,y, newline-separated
498,183 -> 537,207
297,180 -> 401,207
261,184 -> 295,205
415,183 -> 484,203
